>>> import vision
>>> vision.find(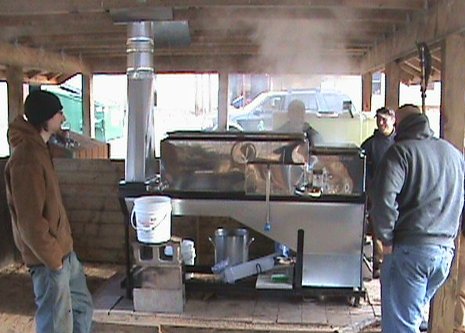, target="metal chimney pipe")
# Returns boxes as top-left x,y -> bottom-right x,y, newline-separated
125,21 -> 157,182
